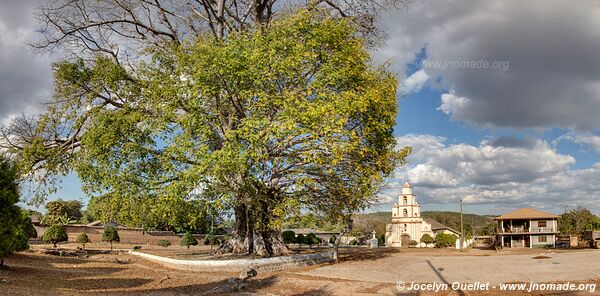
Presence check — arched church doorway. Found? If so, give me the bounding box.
[401,234,411,247]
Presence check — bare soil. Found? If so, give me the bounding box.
[0,246,598,295]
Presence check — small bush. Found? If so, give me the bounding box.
[76,233,90,249]
[420,234,434,245]
[306,233,321,247]
[157,239,171,248]
[101,226,120,251]
[132,245,142,250]
[180,233,198,249]
[349,239,359,246]
[409,240,418,247]
[203,234,220,246]
[282,230,296,245]
[435,233,456,248]
[329,234,337,244]
[42,225,68,248]
[295,234,306,247]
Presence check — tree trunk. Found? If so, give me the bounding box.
[110,241,113,251]
[218,202,290,257]
[1,258,4,268]
[332,230,346,262]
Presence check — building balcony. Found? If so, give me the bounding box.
[496,227,557,234]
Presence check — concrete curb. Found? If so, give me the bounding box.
[128,250,333,272]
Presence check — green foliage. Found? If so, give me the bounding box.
[349,239,359,246]
[420,234,434,245]
[21,214,37,239]
[203,233,219,246]
[180,233,198,249]
[76,233,90,249]
[282,230,296,245]
[11,230,29,253]
[41,213,77,226]
[409,240,418,247]
[42,225,68,248]
[329,234,337,244]
[377,233,385,246]
[9,9,406,255]
[559,207,600,236]
[45,199,82,220]
[295,234,306,246]
[435,233,457,248]
[157,239,171,248]
[102,226,120,250]
[0,155,32,266]
[305,233,321,247]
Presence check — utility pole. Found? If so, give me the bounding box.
[460,199,464,251]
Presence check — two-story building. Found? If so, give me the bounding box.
[495,208,560,248]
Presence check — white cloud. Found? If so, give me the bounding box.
[398,69,429,95]
[378,134,600,213]
[571,134,600,154]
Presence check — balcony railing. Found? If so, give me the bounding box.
[529,227,555,233]
[496,227,556,234]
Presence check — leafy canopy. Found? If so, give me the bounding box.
[8,9,407,238]
[0,155,30,263]
[42,225,68,247]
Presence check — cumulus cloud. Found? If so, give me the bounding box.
[380,0,600,130]
[398,69,429,95]
[557,133,600,154]
[378,134,600,213]
[0,0,53,122]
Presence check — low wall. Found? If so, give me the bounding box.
[34,225,217,245]
[129,251,333,272]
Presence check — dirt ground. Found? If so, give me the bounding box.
[1,246,599,296]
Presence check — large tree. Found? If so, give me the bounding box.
[0,155,30,267]
[45,199,83,220]
[1,1,409,256]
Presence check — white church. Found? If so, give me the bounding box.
[385,182,435,247]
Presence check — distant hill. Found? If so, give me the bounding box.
[353,211,495,235]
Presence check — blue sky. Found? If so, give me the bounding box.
[3,0,600,216]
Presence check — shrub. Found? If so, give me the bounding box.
[180,233,198,249]
[420,234,434,245]
[435,233,456,248]
[203,233,218,246]
[0,156,30,267]
[101,226,120,250]
[157,239,171,248]
[409,240,418,247]
[295,234,306,247]
[132,245,142,250]
[76,233,90,249]
[306,233,321,247]
[42,225,68,248]
[349,239,359,246]
[329,234,337,244]
[282,230,296,245]
[21,216,37,239]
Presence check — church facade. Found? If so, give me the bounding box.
[385,182,434,247]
